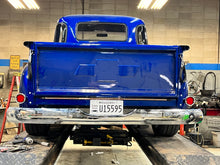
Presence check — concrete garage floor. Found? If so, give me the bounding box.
[55,138,152,165]
[55,136,220,165]
[205,147,220,156]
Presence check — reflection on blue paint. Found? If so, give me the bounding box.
[160,74,174,88]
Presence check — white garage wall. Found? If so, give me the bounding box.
[0,0,218,63]
[0,0,219,95]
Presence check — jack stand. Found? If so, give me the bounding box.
[188,123,203,146]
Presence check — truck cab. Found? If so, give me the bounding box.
[7,15,203,137]
[54,15,147,45]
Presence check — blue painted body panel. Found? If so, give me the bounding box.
[36,44,176,96]
[19,15,188,109]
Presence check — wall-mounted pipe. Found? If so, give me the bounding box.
[0,73,4,88]
[81,0,85,14]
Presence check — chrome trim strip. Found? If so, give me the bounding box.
[42,97,168,101]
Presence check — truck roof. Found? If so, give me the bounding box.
[59,15,144,25]
[57,15,145,44]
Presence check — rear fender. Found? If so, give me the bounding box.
[19,65,34,107]
[177,80,188,108]
[177,46,189,108]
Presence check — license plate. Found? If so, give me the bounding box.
[90,100,123,116]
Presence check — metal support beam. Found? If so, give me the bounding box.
[128,126,220,164]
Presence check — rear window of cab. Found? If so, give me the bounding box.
[76,22,127,41]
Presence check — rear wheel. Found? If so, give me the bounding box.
[152,125,179,137]
[25,124,50,136]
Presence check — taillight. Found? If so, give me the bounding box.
[185,96,195,106]
[16,93,26,104]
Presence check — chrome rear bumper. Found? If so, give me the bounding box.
[7,107,203,125]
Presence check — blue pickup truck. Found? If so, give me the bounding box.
[7,15,203,137]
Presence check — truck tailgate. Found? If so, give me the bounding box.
[31,43,181,98]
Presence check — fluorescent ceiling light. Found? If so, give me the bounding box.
[137,0,168,10]
[137,0,152,9]
[8,0,25,9]
[7,0,40,10]
[23,0,40,10]
[151,0,168,10]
